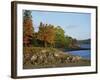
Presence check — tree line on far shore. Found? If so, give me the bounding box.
[23,10,79,49]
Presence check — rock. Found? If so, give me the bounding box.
[24,53,32,64]
[24,54,31,60]
[54,53,60,57]
[71,57,76,62]
[31,55,37,61]
[24,47,83,67]
[39,56,43,60]
[67,56,73,62]
[41,50,47,53]
[67,56,82,63]
[65,60,69,63]
[73,56,82,62]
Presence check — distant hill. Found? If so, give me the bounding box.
[78,39,91,44]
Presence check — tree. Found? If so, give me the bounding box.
[23,10,34,46]
[64,35,79,49]
[37,22,55,47]
[54,26,66,48]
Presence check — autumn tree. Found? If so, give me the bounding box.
[23,10,34,46]
[37,22,55,47]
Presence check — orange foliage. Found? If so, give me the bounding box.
[23,18,34,46]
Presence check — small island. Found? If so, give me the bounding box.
[23,10,91,69]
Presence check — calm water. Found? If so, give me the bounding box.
[80,44,90,48]
[68,44,91,60]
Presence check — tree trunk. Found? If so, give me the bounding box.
[44,41,47,47]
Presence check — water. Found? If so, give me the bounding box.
[68,44,91,60]
[68,50,90,59]
[80,44,90,48]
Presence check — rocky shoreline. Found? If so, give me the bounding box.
[23,47,90,69]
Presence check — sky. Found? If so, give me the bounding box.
[31,10,91,40]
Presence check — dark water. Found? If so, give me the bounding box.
[68,44,91,60]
